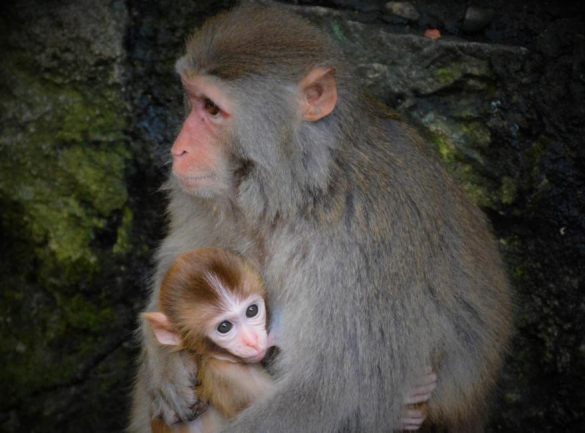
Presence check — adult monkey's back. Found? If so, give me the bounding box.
[130,6,513,433]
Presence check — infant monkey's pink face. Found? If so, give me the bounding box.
[209,296,269,363]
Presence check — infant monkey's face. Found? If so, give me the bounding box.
[209,295,269,363]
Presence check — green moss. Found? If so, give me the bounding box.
[513,265,525,280]
[0,293,82,402]
[418,108,504,210]
[0,15,139,423]
[435,60,493,92]
[429,131,497,209]
[57,88,126,143]
[0,144,130,281]
[460,120,491,148]
[459,171,497,209]
[0,278,119,404]
[501,176,518,205]
[112,207,134,255]
[0,48,130,283]
[422,114,489,164]
[433,135,457,164]
[58,294,115,333]
[0,52,125,146]
[59,146,129,216]
[531,137,548,164]
[437,65,463,85]
[32,198,101,278]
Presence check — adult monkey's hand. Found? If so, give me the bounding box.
[136,328,203,425]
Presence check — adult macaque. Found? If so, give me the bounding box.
[130,6,512,433]
[144,248,274,433]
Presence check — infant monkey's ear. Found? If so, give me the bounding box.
[143,312,180,346]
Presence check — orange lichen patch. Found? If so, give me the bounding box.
[424,29,442,40]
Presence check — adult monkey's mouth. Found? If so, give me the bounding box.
[174,172,216,185]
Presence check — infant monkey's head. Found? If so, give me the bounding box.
[144,248,269,363]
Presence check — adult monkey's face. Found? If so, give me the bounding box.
[170,22,338,199]
[170,73,234,198]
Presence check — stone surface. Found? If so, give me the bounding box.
[330,0,384,13]
[1,0,584,431]
[461,6,496,33]
[385,2,420,21]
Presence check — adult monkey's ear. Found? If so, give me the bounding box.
[300,67,338,121]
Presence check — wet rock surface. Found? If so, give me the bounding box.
[1,0,583,431]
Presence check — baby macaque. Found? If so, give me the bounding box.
[144,247,436,432]
[144,248,274,433]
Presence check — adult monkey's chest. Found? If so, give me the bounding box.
[255,223,314,345]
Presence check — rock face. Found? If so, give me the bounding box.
[385,2,421,21]
[1,0,583,431]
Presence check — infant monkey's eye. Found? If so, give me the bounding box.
[204,98,220,116]
[217,321,233,334]
[246,304,259,318]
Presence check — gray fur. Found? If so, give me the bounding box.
[130,6,512,433]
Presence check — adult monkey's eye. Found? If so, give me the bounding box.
[204,98,220,116]
[246,304,259,318]
[217,321,232,334]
